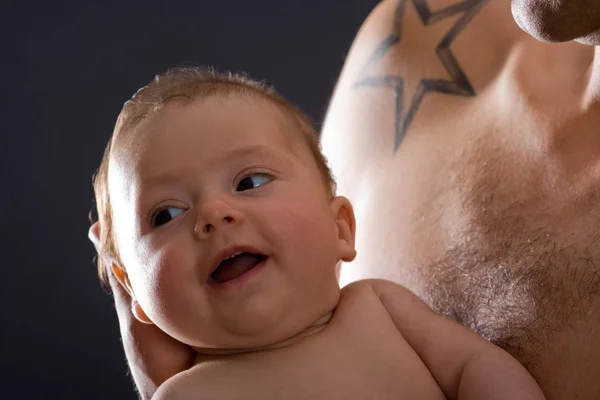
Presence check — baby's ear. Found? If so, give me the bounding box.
[110,261,134,296]
[330,196,357,262]
[110,262,154,325]
[88,222,101,252]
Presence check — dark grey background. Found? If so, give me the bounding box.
[4,1,378,398]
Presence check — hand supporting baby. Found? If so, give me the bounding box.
[89,222,195,400]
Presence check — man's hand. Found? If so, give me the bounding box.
[89,223,196,400]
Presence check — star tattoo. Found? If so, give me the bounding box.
[354,0,490,153]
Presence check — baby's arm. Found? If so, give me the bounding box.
[369,279,545,400]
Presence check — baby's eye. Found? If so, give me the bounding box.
[152,207,185,227]
[236,173,272,192]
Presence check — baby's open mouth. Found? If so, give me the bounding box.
[210,253,267,284]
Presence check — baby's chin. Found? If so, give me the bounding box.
[184,309,335,355]
[511,0,600,45]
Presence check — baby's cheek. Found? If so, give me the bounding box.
[273,201,336,254]
[139,246,196,327]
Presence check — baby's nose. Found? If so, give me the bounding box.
[194,200,244,239]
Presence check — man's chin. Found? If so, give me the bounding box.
[511,0,600,45]
[575,32,600,46]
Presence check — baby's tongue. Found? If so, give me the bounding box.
[211,253,263,283]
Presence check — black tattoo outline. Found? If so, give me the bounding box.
[354,0,490,153]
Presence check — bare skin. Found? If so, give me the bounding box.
[90,0,600,399]
[154,280,543,400]
[92,95,543,399]
[321,0,600,398]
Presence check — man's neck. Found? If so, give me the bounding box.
[584,46,600,108]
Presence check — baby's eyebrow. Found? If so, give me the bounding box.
[140,145,287,187]
[222,145,283,162]
[217,145,293,169]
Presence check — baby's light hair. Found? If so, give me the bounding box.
[92,67,337,286]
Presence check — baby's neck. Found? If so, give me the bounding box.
[192,312,333,358]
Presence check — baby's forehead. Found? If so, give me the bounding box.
[111,101,311,180]
[117,94,307,162]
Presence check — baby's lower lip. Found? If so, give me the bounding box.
[208,256,268,290]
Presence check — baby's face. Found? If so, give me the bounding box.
[108,95,352,349]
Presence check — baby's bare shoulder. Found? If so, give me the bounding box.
[152,362,223,400]
[337,279,442,335]
[340,278,391,293]
[336,279,420,320]
[337,279,382,306]
[340,279,417,302]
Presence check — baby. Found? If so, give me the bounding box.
[92,67,545,399]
